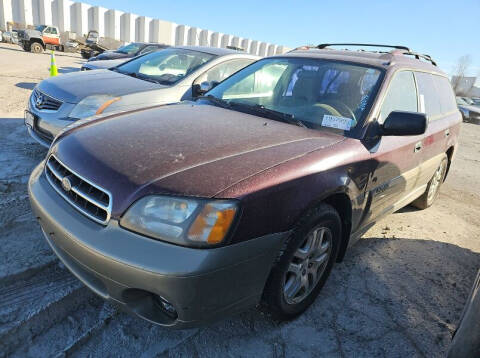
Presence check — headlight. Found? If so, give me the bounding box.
[120,196,238,247]
[69,95,120,119]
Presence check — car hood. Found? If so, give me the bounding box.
[37,69,161,104]
[93,51,130,60]
[85,59,128,70]
[51,103,345,217]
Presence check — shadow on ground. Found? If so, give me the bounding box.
[15,82,37,90]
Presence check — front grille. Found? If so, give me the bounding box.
[32,89,62,111]
[45,155,112,225]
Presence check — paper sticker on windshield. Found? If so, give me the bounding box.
[322,115,352,131]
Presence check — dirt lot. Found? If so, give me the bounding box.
[0,42,479,357]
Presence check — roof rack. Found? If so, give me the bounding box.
[317,43,411,51]
[400,51,437,66]
[297,43,437,67]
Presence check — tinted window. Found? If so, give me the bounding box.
[414,72,442,118]
[379,71,417,122]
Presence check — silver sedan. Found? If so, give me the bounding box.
[25,46,259,147]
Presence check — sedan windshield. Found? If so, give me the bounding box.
[115,48,216,85]
[206,58,383,134]
[116,43,142,54]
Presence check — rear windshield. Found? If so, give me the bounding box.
[206,58,383,135]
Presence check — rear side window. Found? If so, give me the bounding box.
[414,72,442,118]
[433,75,457,115]
[379,71,417,122]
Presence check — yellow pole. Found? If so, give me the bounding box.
[50,50,58,77]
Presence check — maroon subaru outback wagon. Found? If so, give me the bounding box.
[29,43,461,328]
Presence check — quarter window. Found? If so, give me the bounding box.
[379,71,418,122]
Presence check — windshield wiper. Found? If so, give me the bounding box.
[197,95,232,109]
[230,102,307,128]
[117,71,163,84]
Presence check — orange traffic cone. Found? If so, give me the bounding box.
[50,50,58,77]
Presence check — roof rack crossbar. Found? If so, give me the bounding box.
[317,43,411,51]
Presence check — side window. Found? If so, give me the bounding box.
[414,72,442,119]
[44,27,51,34]
[433,75,457,115]
[379,71,418,122]
[196,59,254,85]
[50,27,58,35]
[138,45,158,55]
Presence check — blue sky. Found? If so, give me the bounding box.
[89,0,479,77]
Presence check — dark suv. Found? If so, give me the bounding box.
[29,43,461,328]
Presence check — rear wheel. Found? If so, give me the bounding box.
[412,154,448,209]
[261,204,341,320]
[30,42,43,54]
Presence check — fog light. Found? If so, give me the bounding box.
[153,295,178,319]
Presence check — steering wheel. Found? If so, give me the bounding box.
[317,99,357,124]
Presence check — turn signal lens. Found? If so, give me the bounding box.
[187,202,237,244]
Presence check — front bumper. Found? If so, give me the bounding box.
[28,162,287,328]
[26,92,76,147]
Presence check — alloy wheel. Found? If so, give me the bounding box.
[283,226,332,305]
[427,160,446,202]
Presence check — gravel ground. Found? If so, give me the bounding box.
[0,42,479,357]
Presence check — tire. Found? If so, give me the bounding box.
[261,203,342,320]
[412,154,448,210]
[30,42,43,54]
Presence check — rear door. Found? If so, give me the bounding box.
[414,72,459,186]
[366,70,424,220]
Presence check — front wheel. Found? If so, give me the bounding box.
[412,154,448,209]
[261,203,341,320]
[30,42,43,54]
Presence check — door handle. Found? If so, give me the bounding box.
[414,141,422,153]
[445,129,450,137]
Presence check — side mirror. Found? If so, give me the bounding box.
[192,81,219,97]
[381,111,427,136]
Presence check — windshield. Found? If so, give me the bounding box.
[206,58,383,134]
[456,97,468,105]
[35,25,47,32]
[116,43,142,55]
[115,48,216,85]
